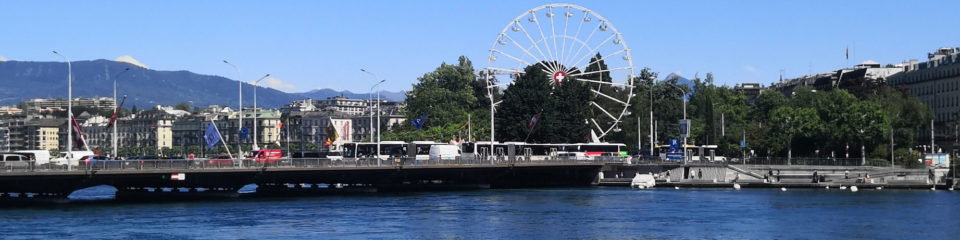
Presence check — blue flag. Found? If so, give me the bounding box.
[411,110,430,130]
[204,122,221,150]
[239,127,249,141]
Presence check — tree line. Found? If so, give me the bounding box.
[387,55,932,166]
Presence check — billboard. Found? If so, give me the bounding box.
[679,119,690,138]
[923,153,950,168]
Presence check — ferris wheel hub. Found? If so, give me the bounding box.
[553,71,567,84]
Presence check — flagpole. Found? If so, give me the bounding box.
[210,118,233,163]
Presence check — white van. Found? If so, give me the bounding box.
[51,151,95,166]
[0,153,31,168]
[14,150,51,165]
[429,145,461,161]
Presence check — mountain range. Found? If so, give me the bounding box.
[0,60,406,109]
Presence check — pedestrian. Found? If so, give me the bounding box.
[698,169,703,179]
[813,170,819,183]
[776,170,781,182]
[845,170,850,179]
[666,170,671,180]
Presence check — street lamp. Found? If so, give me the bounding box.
[52,51,73,171]
[666,83,688,164]
[223,60,243,167]
[361,69,379,142]
[112,67,131,158]
[252,74,271,151]
[362,69,386,166]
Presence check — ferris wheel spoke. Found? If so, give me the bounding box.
[580,48,626,70]
[569,33,618,69]
[548,7,560,70]
[565,10,589,68]
[515,21,558,73]
[491,49,533,66]
[568,66,633,78]
[486,67,525,76]
[560,7,571,71]
[591,101,619,122]
[590,118,605,136]
[590,89,628,106]
[572,77,633,88]
[501,35,556,73]
[566,20,602,68]
[530,14,557,71]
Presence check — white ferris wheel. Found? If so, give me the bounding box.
[485,3,636,141]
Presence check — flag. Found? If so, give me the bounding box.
[204,122,220,150]
[71,115,86,149]
[107,95,126,128]
[527,112,542,131]
[277,122,283,129]
[324,123,338,147]
[240,128,249,141]
[411,110,430,130]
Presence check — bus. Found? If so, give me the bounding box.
[461,142,626,161]
[342,141,444,161]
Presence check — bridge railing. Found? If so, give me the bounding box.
[0,156,624,173]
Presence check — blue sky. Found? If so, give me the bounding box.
[2,0,957,93]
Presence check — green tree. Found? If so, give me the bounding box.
[770,106,820,163]
[174,102,191,111]
[390,56,483,142]
[496,63,555,142]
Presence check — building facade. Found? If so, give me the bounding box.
[888,47,960,150]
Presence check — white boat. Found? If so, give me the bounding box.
[630,172,656,189]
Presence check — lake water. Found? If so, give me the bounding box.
[0,186,957,239]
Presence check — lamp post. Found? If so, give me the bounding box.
[112,68,130,159]
[362,69,386,166]
[361,69,379,143]
[666,84,687,164]
[223,60,243,167]
[252,74,271,151]
[52,51,73,171]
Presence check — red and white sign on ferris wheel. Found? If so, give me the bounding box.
[553,71,567,84]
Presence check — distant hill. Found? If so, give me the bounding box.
[297,88,406,102]
[0,60,405,110]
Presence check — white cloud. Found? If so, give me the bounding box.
[744,65,758,73]
[115,55,148,69]
[256,76,297,91]
[0,55,7,62]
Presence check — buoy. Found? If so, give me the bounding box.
[930,187,936,191]
[674,186,680,190]
[949,187,955,191]
[825,186,830,189]
[733,184,741,190]
[875,186,882,190]
[780,187,787,191]
[840,186,847,190]
[850,186,859,192]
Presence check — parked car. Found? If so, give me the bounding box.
[207,155,234,165]
[80,155,123,167]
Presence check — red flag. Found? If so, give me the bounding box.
[107,95,126,128]
[277,122,283,129]
[71,115,86,148]
[527,112,541,131]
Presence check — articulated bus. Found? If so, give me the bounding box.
[461,142,627,161]
[342,141,444,161]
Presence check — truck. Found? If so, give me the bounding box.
[13,150,51,165]
[429,145,461,161]
[50,150,95,166]
[248,149,282,164]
